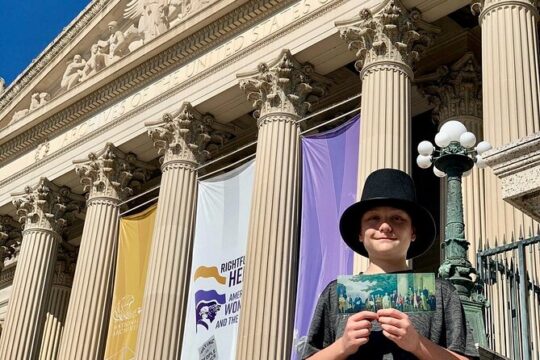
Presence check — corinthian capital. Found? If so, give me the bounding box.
[0,215,21,262]
[146,102,228,166]
[416,53,482,126]
[471,0,538,18]
[11,179,85,235]
[74,143,156,201]
[237,49,330,120]
[336,0,438,73]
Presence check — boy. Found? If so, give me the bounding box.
[303,169,479,360]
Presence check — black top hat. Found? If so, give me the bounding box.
[339,168,436,259]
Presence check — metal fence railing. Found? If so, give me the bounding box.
[477,234,540,360]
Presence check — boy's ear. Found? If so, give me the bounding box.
[411,226,417,242]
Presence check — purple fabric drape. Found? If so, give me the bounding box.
[292,116,360,359]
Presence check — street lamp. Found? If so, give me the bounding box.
[416,120,491,345]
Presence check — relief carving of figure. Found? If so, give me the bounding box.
[97,21,128,65]
[61,54,86,91]
[80,44,107,81]
[29,93,41,110]
[0,77,5,94]
[124,0,170,51]
[11,92,50,123]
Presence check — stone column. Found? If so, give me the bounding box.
[336,0,437,272]
[135,103,215,359]
[39,244,77,360]
[235,49,328,359]
[416,53,486,264]
[58,144,153,360]
[0,179,83,360]
[472,0,540,245]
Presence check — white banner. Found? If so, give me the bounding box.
[181,160,255,360]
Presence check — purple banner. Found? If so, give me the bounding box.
[292,116,360,359]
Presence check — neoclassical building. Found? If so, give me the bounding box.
[0,0,539,359]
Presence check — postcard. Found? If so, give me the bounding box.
[337,273,436,314]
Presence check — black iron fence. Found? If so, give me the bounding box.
[477,234,540,360]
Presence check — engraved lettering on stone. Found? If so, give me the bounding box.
[237,49,330,120]
[11,179,85,234]
[74,143,155,201]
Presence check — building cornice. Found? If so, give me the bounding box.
[0,0,347,188]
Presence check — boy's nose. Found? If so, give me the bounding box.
[379,221,392,232]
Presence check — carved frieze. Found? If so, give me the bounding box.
[238,49,330,121]
[74,143,156,201]
[416,52,482,126]
[0,0,115,111]
[2,0,225,124]
[10,92,50,123]
[11,179,85,235]
[0,0,299,165]
[336,0,438,73]
[147,102,235,166]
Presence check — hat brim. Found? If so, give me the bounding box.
[339,198,436,259]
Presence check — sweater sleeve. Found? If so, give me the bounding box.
[301,281,337,359]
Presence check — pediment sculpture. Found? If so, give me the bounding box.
[8,0,216,125]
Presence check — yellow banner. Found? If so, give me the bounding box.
[104,204,156,360]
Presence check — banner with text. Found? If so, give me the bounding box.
[104,204,157,360]
[181,160,255,360]
[292,116,360,359]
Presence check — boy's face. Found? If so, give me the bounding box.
[359,206,416,261]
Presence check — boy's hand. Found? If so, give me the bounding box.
[377,308,420,353]
[338,311,378,356]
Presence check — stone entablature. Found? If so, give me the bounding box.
[0,0,316,163]
[0,0,346,194]
[484,132,540,223]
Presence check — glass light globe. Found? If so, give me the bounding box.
[440,120,467,142]
[416,155,432,169]
[476,141,492,155]
[476,155,487,169]
[417,141,434,156]
[433,166,446,177]
[459,132,476,148]
[463,169,472,177]
[435,132,451,147]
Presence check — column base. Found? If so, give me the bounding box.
[461,298,487,347]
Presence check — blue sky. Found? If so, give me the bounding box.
[0,0,91,86]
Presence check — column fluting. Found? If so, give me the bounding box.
[58,144,153,360]
[337,0,437,272]
[135,102,215,359]
[474,0,539,249]
[235,49,328,359]
[39,246,76,360]
[0,179,83,360]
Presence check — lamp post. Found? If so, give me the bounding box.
[416,120,491,346]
